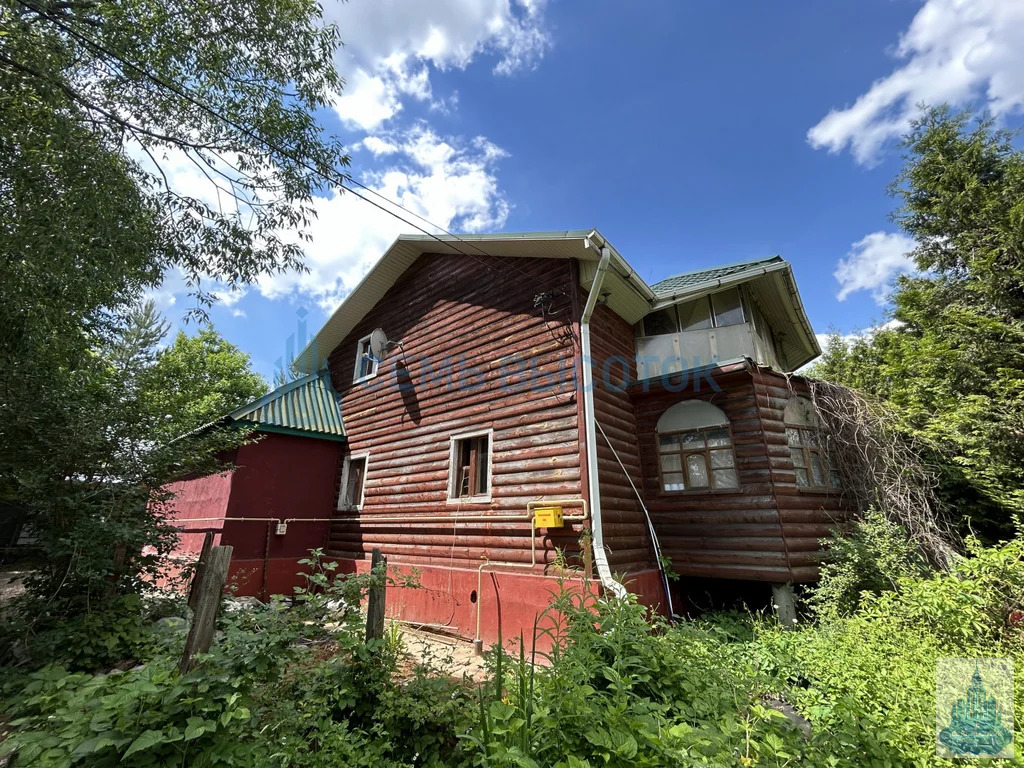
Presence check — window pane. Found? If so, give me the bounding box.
[681,431,705,449]
[810,453,825,487]
[710,449,734,469]
[660,454,682,473]
[345,458,366,506]
[803,428,819,447]
[786,427,802,447]
[686,454,709,487]
[476,437,490,494]
[712,288,744,327]
[643,307,678,337]
[677,298,712,331]
[790,447,806,468]
[712,468,739,489]
[659,434,680,449]
[706,428,730,447]
[663,473,686,491]
[794,468,809,487]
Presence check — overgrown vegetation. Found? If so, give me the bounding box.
[2,536,1023,766]
[811,108,1024,541]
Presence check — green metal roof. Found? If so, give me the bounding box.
[651,256,784,298]
[227,371,346,441]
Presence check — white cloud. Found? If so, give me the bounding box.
[330,0,551,130]
[808,0,1024,164]
[358,136,401,156]
[258,126,511,312]
[835,231,917,303]
[140,2,545,318]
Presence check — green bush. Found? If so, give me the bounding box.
[4,540,1024,766]
[1,552,473,768]
[807,509,931,619]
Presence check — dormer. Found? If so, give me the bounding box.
[635,256,819,378]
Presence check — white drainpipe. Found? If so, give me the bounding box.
[580,244,628,599]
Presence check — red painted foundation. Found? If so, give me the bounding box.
[342,558,593,650]
[621,568,672,617]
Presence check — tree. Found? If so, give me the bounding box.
[812,108,1024,540]
[1,0,348,304]
[0,0,347,620]
[143,326,268,443]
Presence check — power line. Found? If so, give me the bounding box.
[26,3,554,291]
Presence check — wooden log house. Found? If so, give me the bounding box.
[279,230,851,642]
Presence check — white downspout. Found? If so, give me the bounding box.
[580,245,628,599]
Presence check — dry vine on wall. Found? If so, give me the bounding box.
[798,379,959,570]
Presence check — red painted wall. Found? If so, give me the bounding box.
[163,432,342,598]
[163,471,233,553]
[223,432,342,597]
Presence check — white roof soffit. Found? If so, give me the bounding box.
[293,229,654,374]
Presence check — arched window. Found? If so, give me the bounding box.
[656,401,739,492]
[784,396,840,490]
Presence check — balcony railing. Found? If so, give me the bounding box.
[635,323,758,379]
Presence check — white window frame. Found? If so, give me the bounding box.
[352,334,379,383]
[337,452,370,511]
[446,428,494,503]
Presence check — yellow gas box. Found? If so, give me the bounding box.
[533,505,564,528]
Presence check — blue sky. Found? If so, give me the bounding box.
[150,0,1024,382]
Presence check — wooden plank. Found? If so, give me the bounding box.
[187,531,214,613]
[180,545,232,674]
[365,548,387,642]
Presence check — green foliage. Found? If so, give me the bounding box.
[0,315,266,626]
[1,554,474,767]
[0,0,346,631]
[1,594,160,672]
[4,539,1024,766]
[811,107,1024,539]
[141,326,268,442]
[2,0,347,302]
[808,508,931,619]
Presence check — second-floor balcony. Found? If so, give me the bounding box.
[636,322,762,378]
[633,285,783,379]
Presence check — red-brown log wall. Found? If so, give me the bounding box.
[634,366,791,582]
[326,253,586,573]
[750,367,848,582]
[587,303,655,576]
[632,364,848,583]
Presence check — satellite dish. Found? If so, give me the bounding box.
[368,328,390,362]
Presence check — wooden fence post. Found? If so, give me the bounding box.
[180,545,232,674]
[187,531,214,612]
[365,547,386,642]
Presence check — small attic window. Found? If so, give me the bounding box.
[353,334,378,383]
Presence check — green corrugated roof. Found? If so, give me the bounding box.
[228,371,346,441]
[651,256,784,297]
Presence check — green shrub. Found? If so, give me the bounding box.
[807,508,931,619]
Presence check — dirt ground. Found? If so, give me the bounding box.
[0,569,26,605]
[394,624,489,682]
